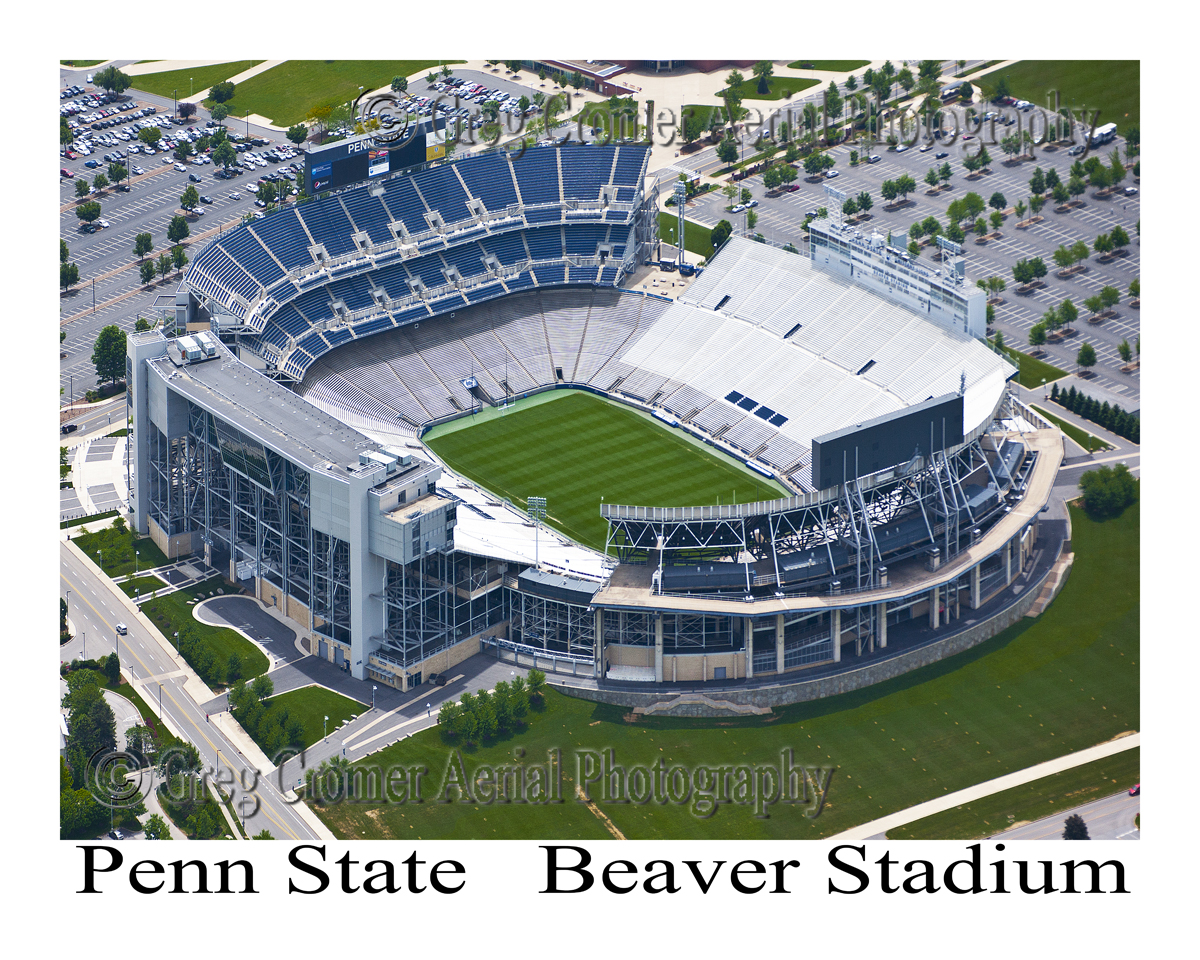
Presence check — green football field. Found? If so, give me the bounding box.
[312,499,1139,841]
[424,390,787,551]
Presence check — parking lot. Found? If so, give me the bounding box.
[670,118,1140,404]
[59,65,306,401]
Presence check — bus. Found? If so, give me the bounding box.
[1089,122,1117,147]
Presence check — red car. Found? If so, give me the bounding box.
[60,168,74,178]
[1129,783,1140,796]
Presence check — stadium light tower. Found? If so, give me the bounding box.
[674,179,687,267]
[527,497,547,567]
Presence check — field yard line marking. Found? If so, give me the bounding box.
[576,784,626,840]
[830,732,1140,842]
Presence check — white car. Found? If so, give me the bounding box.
[174,162,187,172]
[162,156,173,165]
[246,183,258,193]
[132,165,144,175]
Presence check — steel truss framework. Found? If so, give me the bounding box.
[513,592,595,657]
[378,552,506,667]
[605,421,1022,598]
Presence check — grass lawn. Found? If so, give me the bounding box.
[119,576,166,599]
[265,686,366,749]
[62,510,119,530]
[975,61,1140,135]
[128,61,265,101]
[888,747,1139,839]
[205,60,462,127]
[721,76,820,102]
[787,61,871,73]
[425,391,785,551]
[1000,345,1067,389]
[1033,405,1113,453]
[315,499,1138,840]
[140,576,269,680]
[113,681,182,750]
[658,211,716,258]
[63,60,107,68]
[73,528,170,578]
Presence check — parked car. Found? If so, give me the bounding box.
[867,154,881,164]
[934,151,949,159]
[200,195,214,204]
[824,169,839,179]
[1129,783,1140,796]
[1123,186,1138,196]
[60,167,74,178]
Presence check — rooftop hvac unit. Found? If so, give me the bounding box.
[194,330,219,358]
[176,336,201,362]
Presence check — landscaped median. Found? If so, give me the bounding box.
[140,577,270,688]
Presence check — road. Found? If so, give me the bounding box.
[990,789,1140,840]
[60,543,321,842]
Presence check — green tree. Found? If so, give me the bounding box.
[1028,323,1047,352]
[1110,224,1130,254]
[1078,464,1137,519]
[842,197,858,218]
[1012,198,1026,221]
[1065,299,1086,337]
[134,232,154,261]
[144,813,172,840]
[921,215,941,238]
[1066,175,1086,203]
[92,172,109,192]
[1062,813,1090,840]
[945,222,965,244]
[91,325,126,385]
[824,80,843,124]
[156,252,172,280]
[989,210,1003,232]
[108,163,128,188]
[94,66,132,96]
[1094,232,1114,258]
[716,136,739,167]
[526,669,547,705]
[924,167,939,189]
[856,191,872,214]
[907,239,921,258]
[172,245,189,275]
[1099,285,1120,311]
[209,80,237,104]
[60,258,84,291]
[946,198,966,224]
[250,674,274,701]
[253,829,274,839]
[138,126,162,148]
[1029,194,1045,215]
[1029,167,1046,195]
[134,317,151,332]
[139,260,156,285]
[939,162,952,183]
[963,191,985,220]
[212,140,237,174]
[722,70,745,124]
[390,75,409,95]
[880,179,899,203]
[180,185,199,211]
[988,191,1006,212]
[1129,278,1140,300]
[974,217,987,235]
[1083,295,1103,320]
[895,173,916,200]
[210,103,229,123]
[1088,166,1110,192]
[1118,339,1132,363]
[752,60,774,95]
[167,215,190,244]
[75,177,91,199]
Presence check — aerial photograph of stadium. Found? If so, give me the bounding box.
[58,58,1139,844]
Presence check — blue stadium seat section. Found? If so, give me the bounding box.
[511,149,561,205]
[188,145,649,370]
[560,144,616,200]
[456,152,519,210]
[338,191,395,246]
[297,202,358,258]
[380,177,432,235]
[415,165,471,221]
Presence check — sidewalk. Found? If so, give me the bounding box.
[829,732,1140,841]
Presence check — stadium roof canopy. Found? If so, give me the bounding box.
[619,237,1015,487]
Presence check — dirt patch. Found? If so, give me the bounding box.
[363,808,396,839]
[576,785,626,840]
